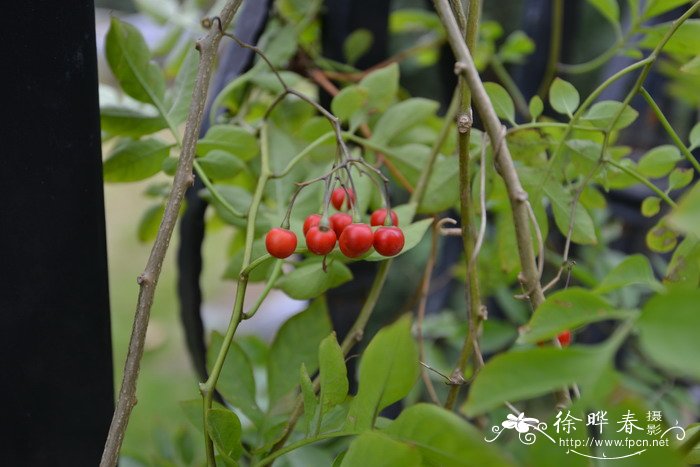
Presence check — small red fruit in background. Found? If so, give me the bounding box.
[303,214,321,235]
[305,226,337,255]
[265,228,297,259]
[373,226,405,256]
[329,213,353,237]
[370,208,399,227]
[339,223,373,258]
[557,330,572,347]
[331,187,356,211]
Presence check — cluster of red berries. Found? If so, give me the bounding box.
[265,188,405,260]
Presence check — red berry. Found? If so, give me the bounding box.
[370,208,399,227]
[329,213,353,237]
[303,214,321,235]
[331,188,356,211]
[557,330,572,347]
[265,228,297,259]
[373,226,405,257]
[305,226,337,255]
[339,223,373,258]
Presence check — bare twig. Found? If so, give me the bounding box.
[433,0,571,408]
[416,219,443,405]
[99,2,244,465]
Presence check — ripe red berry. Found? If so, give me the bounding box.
[331,187,356,211]
[557,330,572,347]
[339,223,373,258]
[373,226,405,257]
[305,226,337,255]
[370,208,399,227]
[303,214,321,235]
[329,213,353,237]
[265,228,297,259]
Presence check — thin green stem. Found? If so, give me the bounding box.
[538,0,563,97]
[606,159,677,207]
[272,132,335,178]
[444,0,483,411]
[243,260,283,320]
[193,160,246,218]
[558,37,623,75]
[255,432,357,467]
[201,125,272,465]
[411,88,460,205]
[508,121,604,134]
[340,259,392,353]
[640,87,700,173]
[491,57,530,120]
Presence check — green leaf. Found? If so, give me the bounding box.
[483,82,515,124]
[383,144,459,213]
[197,150,246,180]
[586,0,620,24]
[137,203,165,243]
[641,196,661,217]
[521,288,633,343]
[582,100,638,129]
[359,63,399,113]
[385,404,514,467]
[598,254,662,294]
[341,432,420,467]
[101,106,166,137]
[319,333,349,414]
[105,18,166,106]
[206,409,243,462]
[549,78,580,116]
[300,363,318,434]
[276,260,353,300]
[389,9,443,37]
[167,46,198,124]
[545,182,597,245]
[637,289,700,380]
[668,182,700,236]
[666,236,700,286]
[180,399,227,434]
[344,28,373,65]
[346,315,419,430]
[529,95,544,120]
[267,300,332,404]
[689,122,700,150]
[637,145,681,178]
[200,185,252,223]
[364,218,433,261]
[639,19,700,57]
[646,219,679,253]
[464,346,610,415]
[331,86,368,122]
[197,125,259,160]
[207,332,262,425]
[371,98,439,146]
[644,0,691,18]
[103,139,171,182]
[498,31,535,64]
[668,167,694,190]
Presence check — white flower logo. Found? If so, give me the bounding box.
[501,413,540,433]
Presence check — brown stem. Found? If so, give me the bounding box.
[99,2,244,466]
[433,0,571,408]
